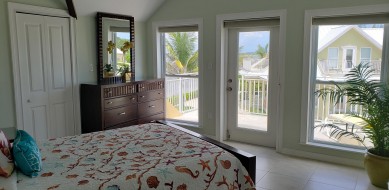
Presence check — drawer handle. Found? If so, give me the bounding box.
[107,101,113,104]
[158,92,162,95]
[141,96,146,98]
[131,97,135,100]
[149,105,155,108]
[118,112,126,115]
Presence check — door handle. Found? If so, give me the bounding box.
[118,112,126,115]
[107,101,113,104]
[227,87,232,91]
[149,105,155,108]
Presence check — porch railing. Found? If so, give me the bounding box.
[314,82,363,121]
[238,77,268,115]
[165,76,198,113]
[317,59,381,74]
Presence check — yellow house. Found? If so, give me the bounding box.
[317,26,382,78]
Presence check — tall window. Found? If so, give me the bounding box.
[361,47,372,63]
[305,12,387,149]
[327,48,339,69]
[159,26,200,124]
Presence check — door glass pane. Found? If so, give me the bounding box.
[162,32,199,123]
[314,24,383,148]
[345,49,354,68]
[237,31,270,131]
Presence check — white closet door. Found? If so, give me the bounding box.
[16,13,74,140]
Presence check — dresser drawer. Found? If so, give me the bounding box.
[138,99,164,118]
[103,84,136,98]
[138,90,164,103]
[104,105,138,127]
[138,80,164,92]
[104,95,137,109]
[138,113,164,124]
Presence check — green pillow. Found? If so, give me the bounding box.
[12,130,42,177]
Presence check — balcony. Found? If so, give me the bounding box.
[165,75,371,147]
[313,82,372,147]
[317,59,381,76]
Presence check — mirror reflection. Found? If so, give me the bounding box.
[102,18,133,78]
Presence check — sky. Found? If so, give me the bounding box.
[239,31,270,53]
[117,32,131,40]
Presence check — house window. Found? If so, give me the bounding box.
[158,25,200,124]
[304,9,388,149]
[361,47,372,63]
[327,48,339,69]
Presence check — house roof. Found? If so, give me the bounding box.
[318,25,383,52]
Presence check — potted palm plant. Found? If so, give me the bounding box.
[316,63,389,188]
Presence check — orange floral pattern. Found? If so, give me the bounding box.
[16,124,254,190]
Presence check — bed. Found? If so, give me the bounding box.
[4,122,256,190]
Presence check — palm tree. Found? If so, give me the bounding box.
[255,43,268,59]
[316,63,389,157]
[165,32,198,74]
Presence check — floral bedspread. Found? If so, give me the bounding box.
[16,123,255,190]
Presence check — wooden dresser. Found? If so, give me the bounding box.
[80,79,165,133]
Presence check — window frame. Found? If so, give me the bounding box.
[301,5,389,151]
[152,19,203,127]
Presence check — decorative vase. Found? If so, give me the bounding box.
[125,72,131,81]
[364,149,389,189]
[104,71,114,77]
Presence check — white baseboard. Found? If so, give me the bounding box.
[278,147,364,168]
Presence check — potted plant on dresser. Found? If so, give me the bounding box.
[316,63,389,189]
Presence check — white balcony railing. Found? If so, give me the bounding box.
[165,76,199,113]
[238,77,268,115]
[314,82,363,121]
[317,59,381,74]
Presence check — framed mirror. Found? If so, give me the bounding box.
[97,12,135,84]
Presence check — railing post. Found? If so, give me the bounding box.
[179,77,183,112]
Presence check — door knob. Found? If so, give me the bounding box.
[228,79,233,83]
[27,99,31,103]
[227,87,232,91]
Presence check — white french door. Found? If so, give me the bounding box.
[226,26,279,147]
[15,13,75,140]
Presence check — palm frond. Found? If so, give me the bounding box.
[314,62,389,156]
[315,124,367,148]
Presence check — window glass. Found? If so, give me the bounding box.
[313,24,383,148]
[161,31,199,123]
[361,47,371,63]
[327,48,339,69]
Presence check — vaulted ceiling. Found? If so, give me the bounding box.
[73,0,166,21]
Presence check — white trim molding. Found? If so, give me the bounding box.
[279,147,364,168]
[151,18,204,128]
[8,2,80,135]
[301,4,389,149]
[215,10,287,151]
